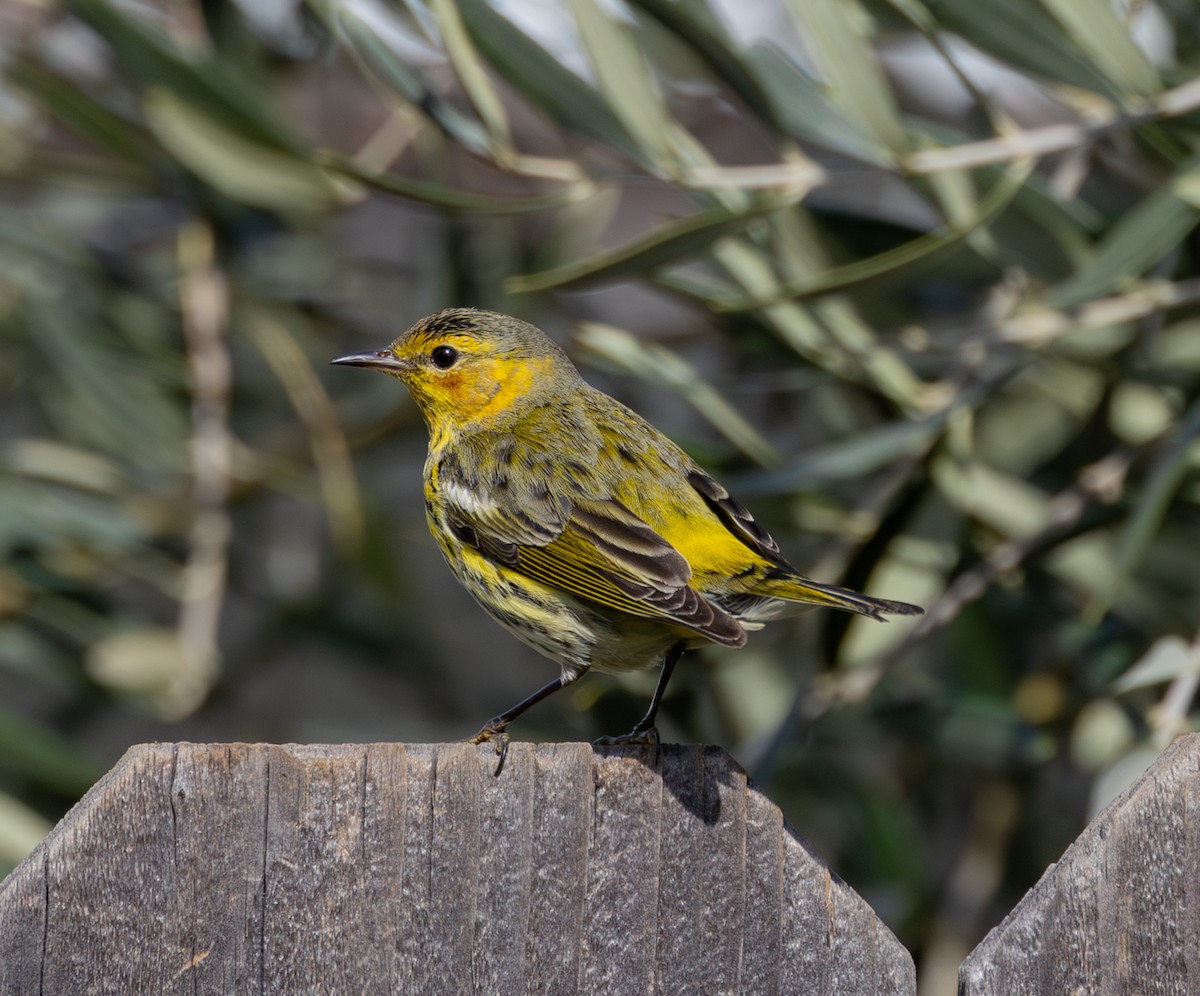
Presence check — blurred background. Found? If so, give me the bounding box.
[1,0,1199,990]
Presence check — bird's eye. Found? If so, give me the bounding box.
[430,345,459,369]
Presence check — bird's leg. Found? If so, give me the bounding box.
[594,643,686,748]
[469,673,579,775]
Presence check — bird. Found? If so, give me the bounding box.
[333,308,922,760]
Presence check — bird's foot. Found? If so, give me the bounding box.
[593,723,660,749]
[468,722,510,777]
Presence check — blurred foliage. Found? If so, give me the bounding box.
[2,0,1200,982]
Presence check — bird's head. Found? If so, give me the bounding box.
[332,309,581,442]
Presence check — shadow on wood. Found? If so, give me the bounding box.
[0,742,914,995]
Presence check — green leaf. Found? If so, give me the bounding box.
[456,0,644,163]
[931,457,1054,540]
[734,416,945,494]
[718,164,1030,308]
[923,0,1119,96]
[70,0,307,153]
[0,476,147,556]
[1047,162,1200,309]
[331,4,493,156]
[784,0,906,157]
[328,2,426,102]
[22,295,187,471]
[709,237,851,376]
[629,0,788,132]
[8,61,156,166]
[429,0,512,151]
[745,44,886,163]
[564,0,683,174]
[1039,0,1160,97]
[508,195,798,292]
[320,153,589,215]
[144,88,356,212]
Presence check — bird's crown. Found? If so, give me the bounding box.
[401,308,568,363]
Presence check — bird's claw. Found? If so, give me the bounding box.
[593,725,660,749]
[469,723,510,776]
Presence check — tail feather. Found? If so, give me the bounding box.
[756,574,923,622]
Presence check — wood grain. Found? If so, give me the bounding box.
[0,741,914,995]
[960,733,1200,994]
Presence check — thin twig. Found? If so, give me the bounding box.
[764,446,1134,754]
[174,221,232,718]
[997,277,1200,347]
[905,75,1200,175]
[247,309,364,551]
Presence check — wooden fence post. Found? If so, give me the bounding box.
[0,742,914,995]
[961,732,1200,994]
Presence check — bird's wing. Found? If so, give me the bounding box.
[687,469,924,620]
[441,482,746,647]
[687,470,784,562]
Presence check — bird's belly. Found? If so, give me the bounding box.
[431,525,681,679]
[430,526,592,674]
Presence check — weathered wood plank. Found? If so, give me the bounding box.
[474,738,535,989]
[960,732,1200,995]
[262,743,377,993]
[426,743,482,991]
[525,743,590,992]
[742,785,786,995]
[166,742,268,994]
[0,741,914,994]
[0,850,45,996]
[580,744,663,992]
[655,745,748,993]
[42,744,179,995]
[782,815,835,991]
[361,741,409,985]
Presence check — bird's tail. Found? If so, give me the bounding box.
[753,572,923,622]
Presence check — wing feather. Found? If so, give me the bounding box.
[687,470,783,562]
[439,469,745,647]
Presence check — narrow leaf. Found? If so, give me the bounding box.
[144,89,356,212]
[71,0,306,153]
[924,0,1116,96]
[734,416,945,495]
[1039,0,1160,97]
[456,0,644,163]
[322,153,590,215]
[720,164,1029,309]
[629,0,787,132]
[429,0,512,149]
[509,195,797,293]
[333,4,493,155]
[1047,162,1200,309]
[8,61,156,165]
[565,0,677,171]
[784,0,906,156]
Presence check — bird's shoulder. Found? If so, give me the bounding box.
[432,390,784,571]
[445,389,684,497]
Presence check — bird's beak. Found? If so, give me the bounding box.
[330,349,411,373]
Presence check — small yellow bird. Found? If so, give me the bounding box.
[334,309,921,754]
